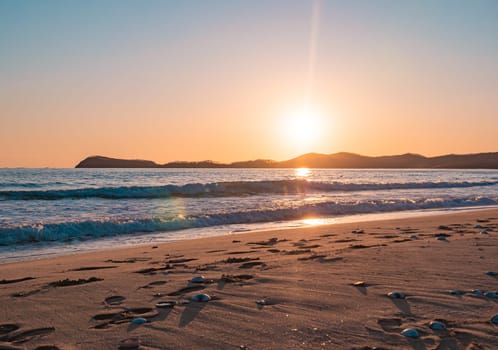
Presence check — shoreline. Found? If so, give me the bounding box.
[1,205,497,265]
[0,208,497,349]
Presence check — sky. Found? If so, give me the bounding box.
[1,0,498,167]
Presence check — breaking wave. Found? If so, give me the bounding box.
[1,196,496,245]
[1,179,497,200]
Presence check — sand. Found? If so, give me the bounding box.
[0,209,497,350]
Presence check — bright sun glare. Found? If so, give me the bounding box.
[284,104,324,149]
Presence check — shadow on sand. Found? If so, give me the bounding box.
[179,302,206,327]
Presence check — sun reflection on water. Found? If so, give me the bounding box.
[301,218,327,226]
[295,167,311,177]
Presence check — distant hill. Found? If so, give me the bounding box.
[75,156,158,168]
[75,152,498,169]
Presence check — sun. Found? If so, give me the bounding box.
[284,103,324,148]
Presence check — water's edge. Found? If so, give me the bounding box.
[1,205,494,264]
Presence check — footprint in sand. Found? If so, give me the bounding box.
[0,277,36,284]
[104,295,126,305]
[70,266,117,271]
[92,308,158,329]
[139,280,168,289]
[167,285,205,296]
[0,324,20,335]
[222,257,259,264]
[238,261,265,269]
[0,327,55,344]
[48,277,103,287]
[377,318,403,332]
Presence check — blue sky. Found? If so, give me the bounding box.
[1,1,498,166]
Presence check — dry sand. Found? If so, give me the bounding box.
[0,209,497,350]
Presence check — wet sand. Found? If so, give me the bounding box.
[0,209,497,349]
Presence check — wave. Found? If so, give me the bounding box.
[1,180,497,200]
[1,196,496,246]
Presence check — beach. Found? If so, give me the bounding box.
[1,208,497,349]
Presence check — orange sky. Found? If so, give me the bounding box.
[1,1,497,167]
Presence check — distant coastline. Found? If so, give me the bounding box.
[75,152,498,169]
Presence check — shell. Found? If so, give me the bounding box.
[401,328,419,338]
[155,301,176,308]
[429,321,446,330]
[491,314,498,324]
[387,291,405,299]
[190,276,206,283]
[191,293,211,302]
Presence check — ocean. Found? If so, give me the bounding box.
[1,168,498,262]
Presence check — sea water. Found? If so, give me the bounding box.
[1,168,497,262]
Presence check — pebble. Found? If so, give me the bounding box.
[475,224,483,229]
[191,293,211,302]
[429,321,446,330]
[437,236,447,241]
[387,291,405,299]
[491,314,498,324]
[449,290,463,295]
[484,292,498,298]
[353,281,366,287]
[131,318,147,325]
[485,271,497,276]
[401,328,419,338]
[471,289,483,295]
[190,276,206,283]
[410,234,417,239]
[481,230,489,235]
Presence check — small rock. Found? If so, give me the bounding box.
[484,292,498,298]
[410,234,417,239]
[481,230,489,235]
[475,224,482,229]
[190,276,206,283]
[471,289,483,295]
[387,291,405,299]
[449,290,463,295]
[401,328,419,338]
[491,314,498,324]
[429,321,446,330]
[485,271,497,276]
[131,318,147,325]
[353,281,366,287]
[437,236,447,241]
[191,293,211,302]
